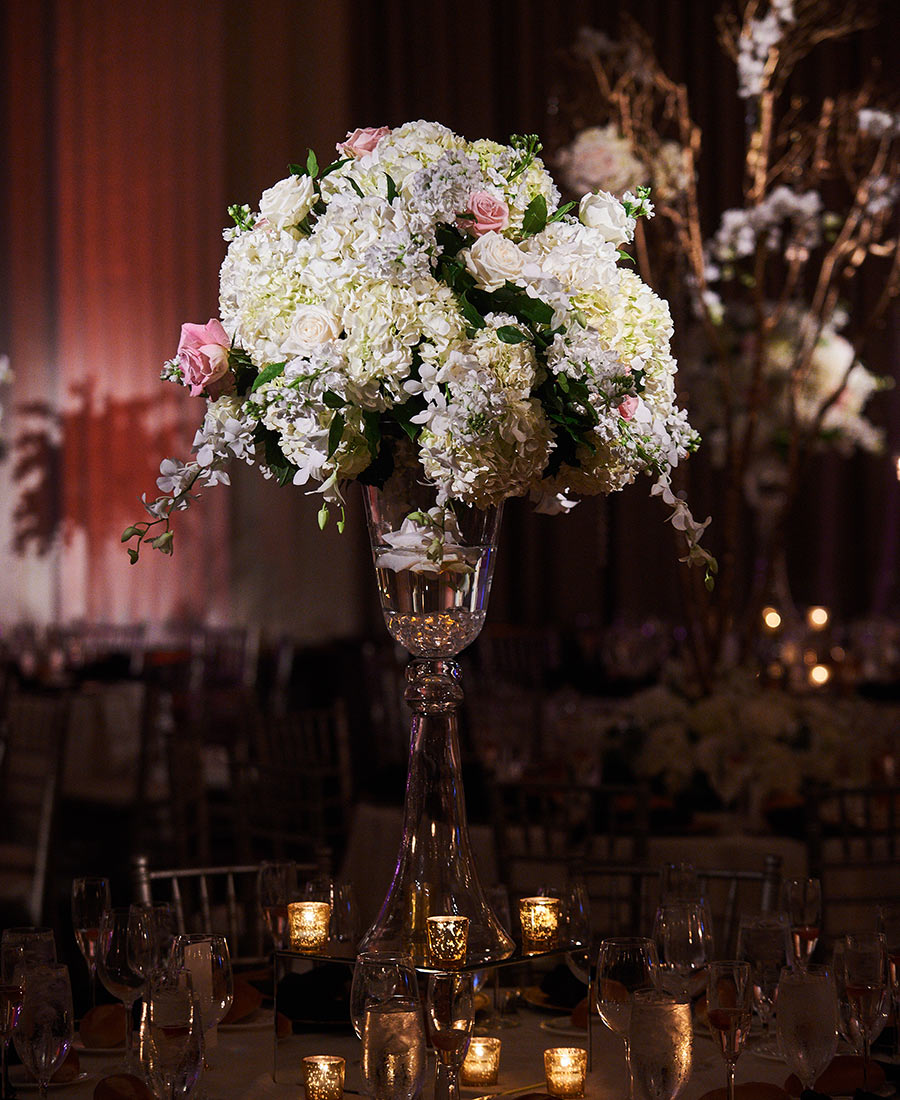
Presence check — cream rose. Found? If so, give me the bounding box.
[579,190,634,246]
[282,304,342,354]
[464,232,529,291]
[259,174,317,231]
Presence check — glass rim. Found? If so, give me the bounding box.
[631,987,690,1005]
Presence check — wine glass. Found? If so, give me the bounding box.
[595,937,660,1100]
[736,910,791,1053]
[169,934,233,1062]
[97,907,147,1071]
[653,901,713,997]
[563,874,592,987]
[781,878,821,970]
[840,933,888,1090]
[776,964,838,1093]
[706,961,753,1100]
[257,861,297,951]
[628,988,693,1100]
[71,876,111,1008]
[0,929,56,969]
[141,969,205,1099]
[357,956,425,1100]
[0,943,24,1100]
[660,863,699,904]
[425,971,475,1100]
[877,902,900,1060]
[12,963,74,1100]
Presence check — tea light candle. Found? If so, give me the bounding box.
[544,1047,587,1098]
[519,896,561,952]
[288,901,332,951]
[302,1055,345,1100]
[460,1036,501,1086]
[426,914,469,968]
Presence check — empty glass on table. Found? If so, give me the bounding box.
[13,963,74,1100]
[97,907,147,1071]
[736,910,791,1053]
[653,901,713,997]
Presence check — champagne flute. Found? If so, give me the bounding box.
[13,964,74,1100]
[831,939,888,1057]
[141,969,205,1100]
[71,876,111,1008]
[841,933,888,1090]
[351,952,420,1040]
[358,957,425,1100]
[97,906,147,1071]
[628,989,693,1100]
[0,944,24,1100]
[781,879,821,970]
[257,861,297,951]
[776,965,838,1093]
[736,911,791,1054]
[595,937,659,1100]
[706,961,753,1100]
[653,902,713,997]
[425,971,475,1100]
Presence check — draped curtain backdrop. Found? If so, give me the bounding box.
[1,0,897,635]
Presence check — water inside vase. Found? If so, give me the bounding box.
[373,545,494,657]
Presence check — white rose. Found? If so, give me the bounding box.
[259,174,317,231]
[282,304,342,354]
[579,190,634,246]
[464,232,528,291]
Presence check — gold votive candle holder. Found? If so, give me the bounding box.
[544,1047,587,1098]
[426,914,469,968]
[288,901,332,951]
[302,1055,345,1100]
[460,1036,501,1086]
[519,896,561,952]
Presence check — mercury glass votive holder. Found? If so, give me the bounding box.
[544,1047,587,1098]
[426,914,469,968]
[302,1055,345,1100]
[519,896,561,953]
[460,1036,501,1085]
[288,901,332,951]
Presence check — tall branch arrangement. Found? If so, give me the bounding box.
[552,1,898,683]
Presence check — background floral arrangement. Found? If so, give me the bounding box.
[126,121,710,570]
[550,2,899,676]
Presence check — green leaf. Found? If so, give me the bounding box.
[250,362,286,392]
[521,194,548,237]
[127,548,139,564]
[327,411,345,458]
[385,174,398,203]
[320,156,351,179]
[288,162,304,176]
[458,292,486,330]
[121,526,139,542]
[547,201,576,223]
[496,325,529,344]
[348,177,364,198]
[322,390,345,410]
[392,395,426,442]
[307,149,319,178]
[362,410,382,458]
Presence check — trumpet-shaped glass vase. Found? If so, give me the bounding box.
[359,472,514,965]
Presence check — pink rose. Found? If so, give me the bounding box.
[337,126,389,158]
[463,191,510,237]
[177,319,231,397]
[618,395,640,420]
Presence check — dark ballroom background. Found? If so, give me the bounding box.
[2,0,898,642]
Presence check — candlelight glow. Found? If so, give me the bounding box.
[809,664,831,687]
[519,897,561,953]
[461,1037,502,1085]
[762,606,782,630]
[288,901,331,951]
[544,1047,587,1098]
[806,606,830,630]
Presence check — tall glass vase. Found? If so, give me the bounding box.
[359,471,514,965]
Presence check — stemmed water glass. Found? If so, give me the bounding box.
[13,963,74,1100]
[653,901,713,997]
[257,861,297,951]
[706,961,753,1100]
[355,954,425,1100]
[140,969,205,1100]
[840,932,889,1090]
[736,910,791,1053]
[97,906,148,1071]
[877,903,900,1059]
[425,971,475,1100]
[628,989,693,1100]
[781,878,821,970]
[595,937,660,1100]
[776,965,838,1094]
[71,876,111,1008]
[0,943,24,1100]
[169,934,233,1065]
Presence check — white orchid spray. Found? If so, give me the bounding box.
[127,123,711,580]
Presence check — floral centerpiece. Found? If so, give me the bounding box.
[550,5,898,676]
[125,121,709,574]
